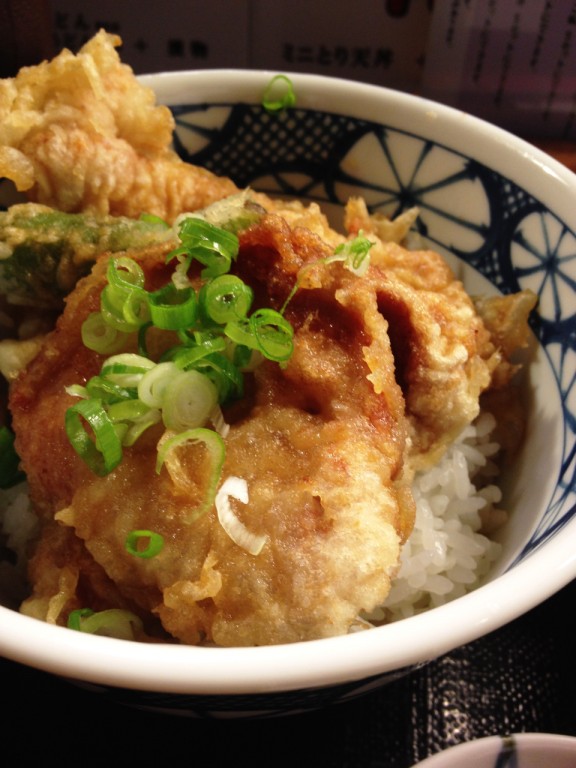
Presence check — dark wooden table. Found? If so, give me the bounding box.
[2,577,575,767]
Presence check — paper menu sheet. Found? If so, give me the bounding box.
[50,0,431,92]
[50,0,251,73]
[421,0,576,140]
[47,0,576,140]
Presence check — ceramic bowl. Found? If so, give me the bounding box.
[412,733,576,767]
[1,70,576,718]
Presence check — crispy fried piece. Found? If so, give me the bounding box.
[345,197,420,245]
[475,290,539,461]
[344,197,534,469]
[367,240,498,468]
[9,201,535,645]
[0,31,237,221]
[473,291,538,380]
[11,216,415,646]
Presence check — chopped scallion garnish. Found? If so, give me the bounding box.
[215,476,268,555]
[0,425,25,489]
[156,427,226,521]
[331,231,373,275]
[66,214,294,485]
[148,283,198,330]
[281,232,374,313]
[67,607,143,640]
[65,399,123,476]
[250,308,294,362]
[262,75,296,113]
[125,530,164,558]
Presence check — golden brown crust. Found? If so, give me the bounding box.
[11,216,415,646]
[0,30,237,220]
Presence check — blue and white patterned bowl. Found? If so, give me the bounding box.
[1,70,576,718]
[412,733,576,767]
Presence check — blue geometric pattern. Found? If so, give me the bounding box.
[172,102,576,566]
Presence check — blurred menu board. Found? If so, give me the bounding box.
[249,0,431,91]
[421,0,576,140]
[50,0,575,139]
[51,0,251,72]
[50,0,431,90]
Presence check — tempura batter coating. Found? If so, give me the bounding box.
[11,214,416,646]
[10,193,537,645]
[0,31,236,221]
[344,197,535,468]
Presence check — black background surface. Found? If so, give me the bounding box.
[2,578,575,767]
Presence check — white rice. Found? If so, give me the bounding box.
[0,411,505,623]
[0,481,38,608]
[369,410,504,623]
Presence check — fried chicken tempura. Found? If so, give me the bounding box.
[0,31,236,221]
[8,193,537,646]
[10,213,417,646]
[344,197,537,468]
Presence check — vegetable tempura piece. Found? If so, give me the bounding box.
[0,203,176,307]
[0,31,237,221]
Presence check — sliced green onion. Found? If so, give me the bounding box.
[102,257,150,330]
[108,256,146,290]
[81,311,127,354]
[148,283,198,330]
[201,274,253,325]
[262,74,296,113]
[191,352,244,401]
[174,217,239,278]
[64,383,89,399]
[100,353,156,386]
[225,313,293,364]
[215,476,268,555]
[67,607,94,631]
[120,286,151,327]
[117,407,161,446]
[161,370,218,432]
[137,361,179,408]
[0,425,25,489]
[70,212,296,480]
[250,308,294,362]
[125,530,164,558]
[156,427,226,521]
[332,231,373,275]
[224,317,254,349]
[166,337,226,369]
[166,246,193,290]
[170,331,226,368]
[137,321,154,357]
[85,375,135,405]
[232,343,257,371]
[100,285,143,333]
[281,232,374,314]
[106,398,153,424]
[68,607,143,640]
[178,216,239,257]
[210,404,230,438]
[65,399,123,476]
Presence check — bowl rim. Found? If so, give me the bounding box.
[412,732,576,766]
[141,67,576,217]
[1,495,575,696]
[2,69,576,696]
